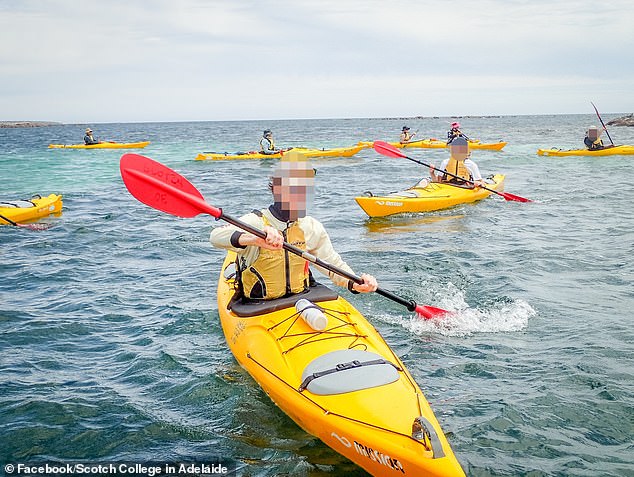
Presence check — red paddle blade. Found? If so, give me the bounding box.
[500,191,532,203]
[415,304,453,320]
[120,153,221,219]
[373,140,406,158]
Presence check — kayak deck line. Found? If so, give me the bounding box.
[537,144,634,156]
[268,304,367,355]
[244,350,431,449]
[239,301,432,441]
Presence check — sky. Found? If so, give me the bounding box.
[1,0,633,123]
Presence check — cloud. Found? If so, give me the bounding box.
[1,0,632,121]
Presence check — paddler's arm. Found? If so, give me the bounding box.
[302,217,378,293]
[465,159,485,187]
[429,158,449,183]
[210,212,268,252]
[234,225,284,250]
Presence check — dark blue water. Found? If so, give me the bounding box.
[2,116,633,476]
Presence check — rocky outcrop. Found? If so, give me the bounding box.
[606,114,634,127]
[0,121,61,128]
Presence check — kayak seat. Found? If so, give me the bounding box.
[228,282,339,317]
[0,200,36,208]
[300,349,401,395]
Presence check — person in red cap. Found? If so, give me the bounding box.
[447,122,470,144]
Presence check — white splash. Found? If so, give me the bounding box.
[381,285,537,337]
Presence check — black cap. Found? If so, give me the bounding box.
[263,129,272,136]
[402,126,410,131]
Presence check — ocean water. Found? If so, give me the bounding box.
[1,115,633,477]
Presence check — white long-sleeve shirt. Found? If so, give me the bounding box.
[210,207,355,289]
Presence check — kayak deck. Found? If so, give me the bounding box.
[360,139,507,151]
[355,174,505,217]
[217,253,465,476]
[537,145,634,156]
[48,141,150,149]
[195,144,366,161]
[0,194,63,224]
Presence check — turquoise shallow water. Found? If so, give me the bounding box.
[1,115,633,476]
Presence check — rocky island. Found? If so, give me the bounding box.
[0,121,62,128]
[606,114,634,127]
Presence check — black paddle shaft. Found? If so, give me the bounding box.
[218,210,418,312]
[591,102,615,146]
[0,213,18,226]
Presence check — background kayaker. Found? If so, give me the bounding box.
[584,126,606,150]
[259,129,281,155]
[447,122,470,144]
[430,136,485,187]
[399,126,416,144]
[83,128,101,145]
[210,151,378,300]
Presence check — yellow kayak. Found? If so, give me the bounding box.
[0,194,63,225]
[195,144,366,161]
[48,141,150,149]
[360,139,506,151]
[537,145,634,156]
[355,174,505,217]
[217,252,465,476]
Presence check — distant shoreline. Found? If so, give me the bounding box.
[1,113,631,126]
[0,121,62,128]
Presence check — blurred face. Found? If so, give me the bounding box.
[450,140,469,161]
[272,160,315,221]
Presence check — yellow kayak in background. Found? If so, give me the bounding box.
[195,144,366,161]
[48,141,150,149]
[355,174,505,217]
[216,252,465,476]
[537,145,634,156]
[0,194,63,225]
[360,139,507,151]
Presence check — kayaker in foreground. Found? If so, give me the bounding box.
[447,122,470,144]
[430,136,486,187]
[399,125,417,144]
[83,128,102,145]
[259,129,281,155]
[210,151,378,300]
[584,125,607,150]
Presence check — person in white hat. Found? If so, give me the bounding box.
[83,128,101,145]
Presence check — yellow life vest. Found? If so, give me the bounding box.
[259,137,276,152]
[443,157,472,184]
[239,214,309,299]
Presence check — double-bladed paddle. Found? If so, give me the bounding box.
[373,141,532,203]
[119,153,450,320]
[591,102,615,146]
